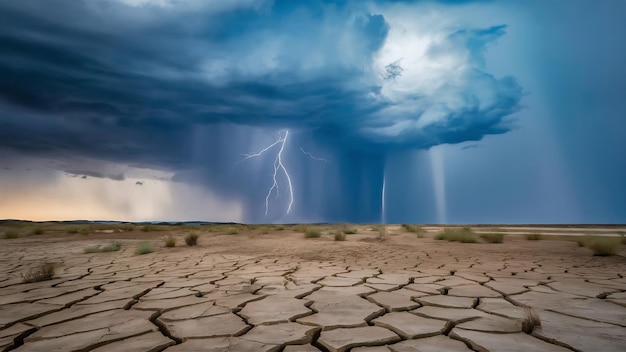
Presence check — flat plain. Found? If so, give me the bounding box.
[0,223,625,352]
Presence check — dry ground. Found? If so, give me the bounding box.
[0,224,625,352]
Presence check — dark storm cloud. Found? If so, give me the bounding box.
[0,0,522,170]
[65,170,125,181]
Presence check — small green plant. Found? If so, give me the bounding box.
[343,228,357,235]
[31,227,44,235]
[585,237,620,256]
[227,227,239,235]
[275,225,285,231]
[185,233,198,246]
[435,228,477,243]
[164,235,176,248]
[135,241,154,255]
[84,241,122,253]
[22,263,58,283]
[521,308,541,334]
[4,230,19,239]
[304,228,321,238]
[334,232,346,241]
[480,233,504,243]
[525,233,542,241]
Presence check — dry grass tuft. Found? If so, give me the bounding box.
[164,235,176,248]
[525,233,542,241]
[480,233,504,243]
[304,228,321,238]
[4,230,19,239]
[435,227,477,243]
[135,241,154,255]
[585,236,620,256]
[185,233,198,246]
[375,225,387,238]
[334,232,346,241]
[84,241,122,253]
[522,308,541,334]
[22,263,58,283]
[30,227,44,235]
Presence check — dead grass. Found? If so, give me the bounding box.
[84,241,122,253]
[375,225,387,238]
[185,233,198,246]
[525,233,542,241]
[30,227,44,235]
[435,227,477,243]
[521,308,541,334]
[334,232,346,241]
[480,233,504,243]
[304,228,321,238]
[22,263,58,283]
[135,241,154,255]
[4,230,19,239]
[585,236,620,256]
[164,235,176,247]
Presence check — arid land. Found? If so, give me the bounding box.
[0,223,625,352]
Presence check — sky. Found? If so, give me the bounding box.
[0,0,624,224]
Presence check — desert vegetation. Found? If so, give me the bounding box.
[480,233,504,243]
[435,227,477,243]
[84,241,122,253]
[164,235,176,247]
[304,228,321,238]
[521,308,541,334]
[583,236,620,256]
[525,233,542,241]
[4,230,19,239]
[22,262,58,283]
[135,241,154,255]
[185,233,198,246]
[334,232,346,241]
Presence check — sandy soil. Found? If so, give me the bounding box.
[0,225,624,351]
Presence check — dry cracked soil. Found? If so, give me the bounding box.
[0,224,625,352]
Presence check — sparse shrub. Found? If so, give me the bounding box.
[4,230,19,239]
[120,224,134,232]
[480,233,504,243]
[585,237,620,256]
[304,228,321,238]
[141,224,157,232]
[164,235,176,248]
[275,225,285,231]
[521,308,541,334]
[22,263,58,283]
[185,233,198,246]
[574,237,588,247]
[402,224,425,234]
[621,232,626,245]
[293,224,308,233]
[31,227,44,235]
[67,228,79,234]
[435,228,477,243]
[84,241,122,253]
[227,227,239,235]
[375,225,387,238]
[79,228,90,236]
[343,228,357,235]
[525,233,542,241]
[334,232,346,241]
[135,241,154,255]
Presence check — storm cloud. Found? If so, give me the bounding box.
[0,0,545,223]
[0,0,521,161]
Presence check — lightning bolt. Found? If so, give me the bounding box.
[240,130,294,216]
[300,147,330,162]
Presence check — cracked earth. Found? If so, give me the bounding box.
[0,225,625,352]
